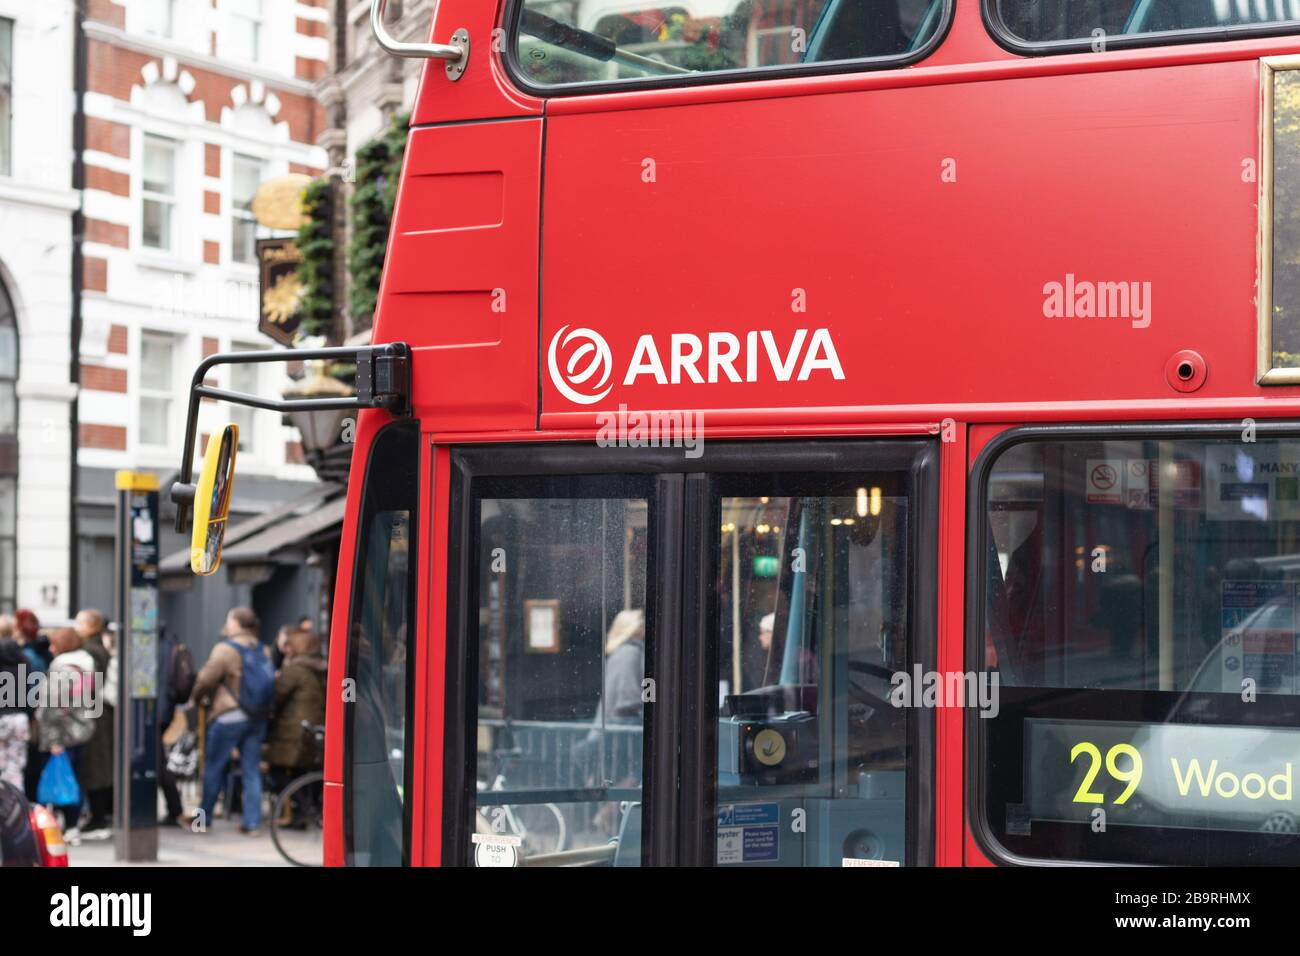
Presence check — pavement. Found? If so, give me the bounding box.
[67,818,308,867]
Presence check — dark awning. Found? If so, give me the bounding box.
[159,484,344,576]
[221,494,347,565]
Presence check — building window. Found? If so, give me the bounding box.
[138,333,175,447]
[0,18,12,178]
[229,343,260,453]
[142,135,178,252]
[232,154,262,265]
[139,0,177,38]
[0,280,16,613]
[228,0,264,62]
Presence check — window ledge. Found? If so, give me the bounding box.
[137,253,198,276]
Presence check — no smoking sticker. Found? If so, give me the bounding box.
[1086,460,1122,504]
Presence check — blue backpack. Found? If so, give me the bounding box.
[224,640,275,720]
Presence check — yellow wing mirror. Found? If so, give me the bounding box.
[191,424,239,576]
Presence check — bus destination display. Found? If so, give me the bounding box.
[1023,718,1299,833]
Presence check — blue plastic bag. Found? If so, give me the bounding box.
[37,752,80,807]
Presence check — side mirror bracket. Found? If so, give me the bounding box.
[171,342,413,533]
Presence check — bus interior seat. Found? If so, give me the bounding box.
[612,802,643,867]
[804,0,910,62]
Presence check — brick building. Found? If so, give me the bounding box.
[74,0,332,645]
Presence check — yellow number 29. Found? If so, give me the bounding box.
[1070,741,1143,805]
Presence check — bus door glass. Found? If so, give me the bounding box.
[466,473,656,867]
[702,452,933,867]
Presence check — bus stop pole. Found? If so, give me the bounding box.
[113,471,160,862]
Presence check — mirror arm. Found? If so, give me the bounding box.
[172,343,412,532]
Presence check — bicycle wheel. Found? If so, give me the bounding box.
[270,771,325,867]
[511,802,567,857]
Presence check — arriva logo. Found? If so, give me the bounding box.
[546,326,845,405]
[548,325,615,405]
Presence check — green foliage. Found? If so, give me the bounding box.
[296,177,335,340]
[347,111,410,330]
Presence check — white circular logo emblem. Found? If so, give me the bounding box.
[547,325,614,405]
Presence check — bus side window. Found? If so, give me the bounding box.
[345,423,418,867]
[977,434,1300,866]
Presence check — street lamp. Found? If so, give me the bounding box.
[283,360,354,458]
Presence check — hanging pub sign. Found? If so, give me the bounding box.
[253,173,312,346]
[256,236,305,345]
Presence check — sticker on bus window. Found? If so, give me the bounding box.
[1220,581,1297,694]
[1085,460,1122,504]
[717,803,779,864]
[1206,444,1300,521]
[842,858,900,867]
[1088,458,1202,509]
[471,832,521,868]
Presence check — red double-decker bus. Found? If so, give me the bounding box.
[177,0,1300,867]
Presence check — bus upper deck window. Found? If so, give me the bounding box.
[989,0,1300,49]
[510,0,947,91]
[975,432,1300,866]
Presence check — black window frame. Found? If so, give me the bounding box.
[983,0,1300,56]
[501,0,955,98]
[967,420,1300,867]
[443,438,938,867]
[0,17,11,179]
[0,276,16,615]
[342,419,420,867]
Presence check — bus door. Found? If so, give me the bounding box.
[440,439,937,867]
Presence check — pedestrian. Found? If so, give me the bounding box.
[0,631,29,790]
[267,627,326,821]
[36,628,98,843]
[8,609,50,801]
[13,609,51,674]
[190,607,274,834]
[156,626,196,827]
[74,609,115,840]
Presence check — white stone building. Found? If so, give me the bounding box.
[0,0,79,618]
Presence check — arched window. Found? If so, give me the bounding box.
[0,279,16,613]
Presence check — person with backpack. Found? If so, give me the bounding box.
[190,607,274,834]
